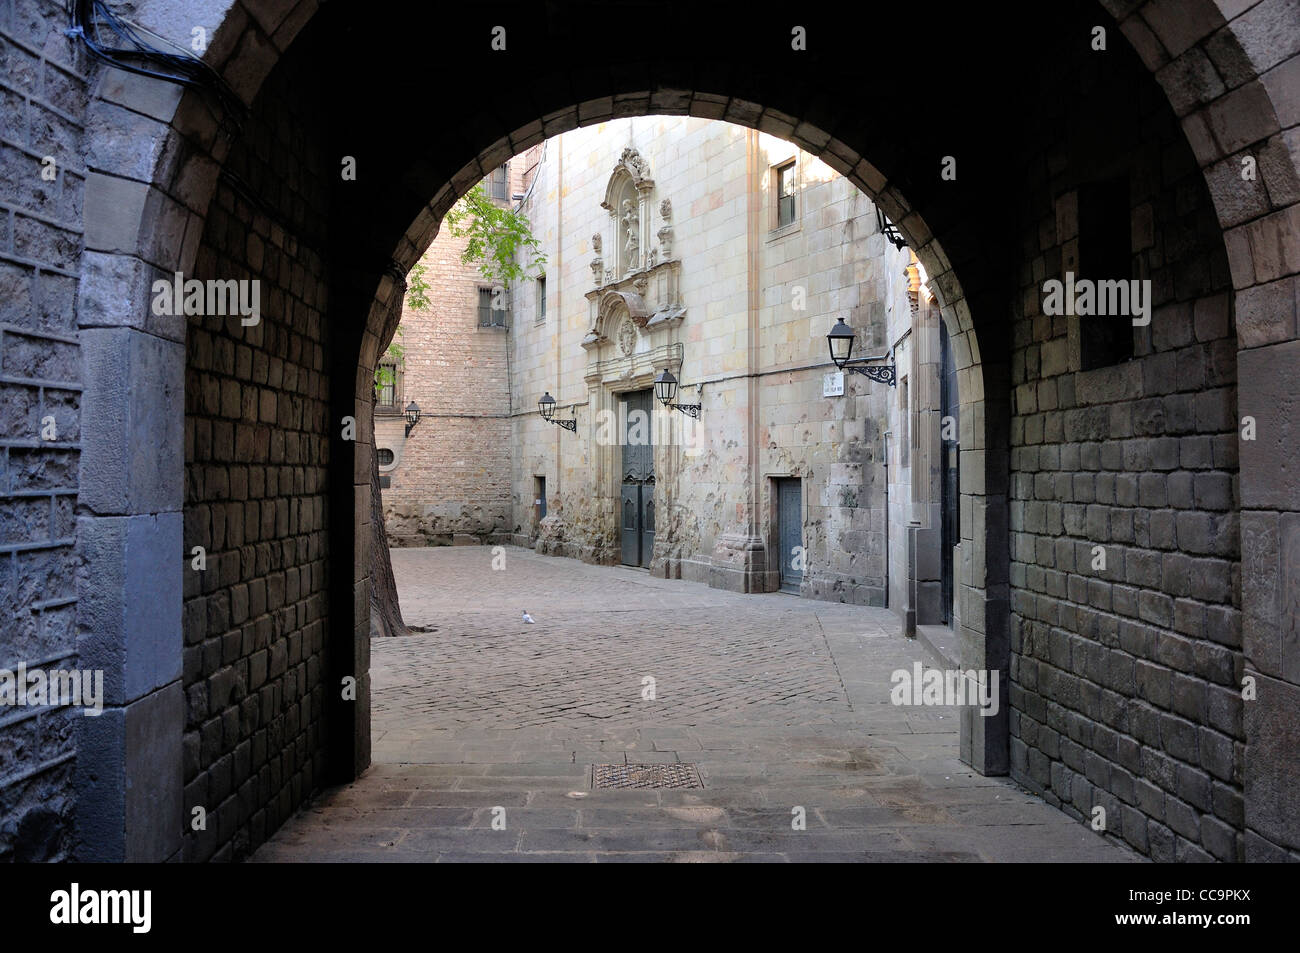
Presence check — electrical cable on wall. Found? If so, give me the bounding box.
[65,0,247,133]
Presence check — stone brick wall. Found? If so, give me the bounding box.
[1007,52,1243,860]
[0,0,89,862]
[377,167,524,546]
[180,58,331,861]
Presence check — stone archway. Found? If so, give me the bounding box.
[54,0,1300,862]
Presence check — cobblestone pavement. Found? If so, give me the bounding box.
[252,547,1138,863]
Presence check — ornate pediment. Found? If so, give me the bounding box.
[601,147,654,211]
[583,262,684,349]
[585,145,684,355]
[600,289,649,324]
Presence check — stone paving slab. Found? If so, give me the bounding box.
[251,547,1139,863]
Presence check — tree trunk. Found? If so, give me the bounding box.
[370,269,408,638]
[370,443,406,638]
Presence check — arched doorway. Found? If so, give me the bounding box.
[53,0,1297,863]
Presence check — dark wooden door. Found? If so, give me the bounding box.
[777,478,803,593]
[621,484,639,566]
[620,390,655,567]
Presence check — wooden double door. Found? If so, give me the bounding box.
[620,389,655,568]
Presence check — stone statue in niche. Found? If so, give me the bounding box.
[621,199,640,269]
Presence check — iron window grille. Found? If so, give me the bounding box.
[376,360,402,411]
[478,287,508,328]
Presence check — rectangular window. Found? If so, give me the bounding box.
[478,286,508,328]
[776,161,796,228]
[489,162,510,202]
[1078,178,1134,370]
[899,376,909,468]
[536,275,546,323]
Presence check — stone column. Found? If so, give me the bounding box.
[75,250,185,862]
[709,127,769,592]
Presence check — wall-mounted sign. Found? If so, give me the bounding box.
[823,371,844,397]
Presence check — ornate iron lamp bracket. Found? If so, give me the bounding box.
[843,362,897,387]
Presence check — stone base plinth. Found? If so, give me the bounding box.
[804,572,886,607]
[708,533,771,593]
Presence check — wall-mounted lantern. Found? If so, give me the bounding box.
[538,392,577,432]
[404,400,422,436]
[876,205,908,251]
[653,369,702,418]
[827,318,896,386]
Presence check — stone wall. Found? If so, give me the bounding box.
[180,54,332,862]
[884,282,948,630]
[1007,49,1243,860]
[377,163,528,547]
[0,0,89,862]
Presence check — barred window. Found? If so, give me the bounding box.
[376,361,399,408]
[478,287,508,328]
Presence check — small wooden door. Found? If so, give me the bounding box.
[620,390,655,567]
[777,478,803,593]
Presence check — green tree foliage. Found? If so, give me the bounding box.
[378,182,543,392]
[405,261,431,311]
[444,183,546,284]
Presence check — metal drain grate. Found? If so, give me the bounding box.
[592,763,704,790]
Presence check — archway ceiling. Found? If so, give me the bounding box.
[286,0,1106,314]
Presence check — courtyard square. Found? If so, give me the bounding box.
[252,548,1135,862]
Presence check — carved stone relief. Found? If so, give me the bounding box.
[618,316,637,356]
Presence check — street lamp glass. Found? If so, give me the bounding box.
[654,369,678,405]
[827,319,855,368]
[405,400,420,425]
[538,392,556,419]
